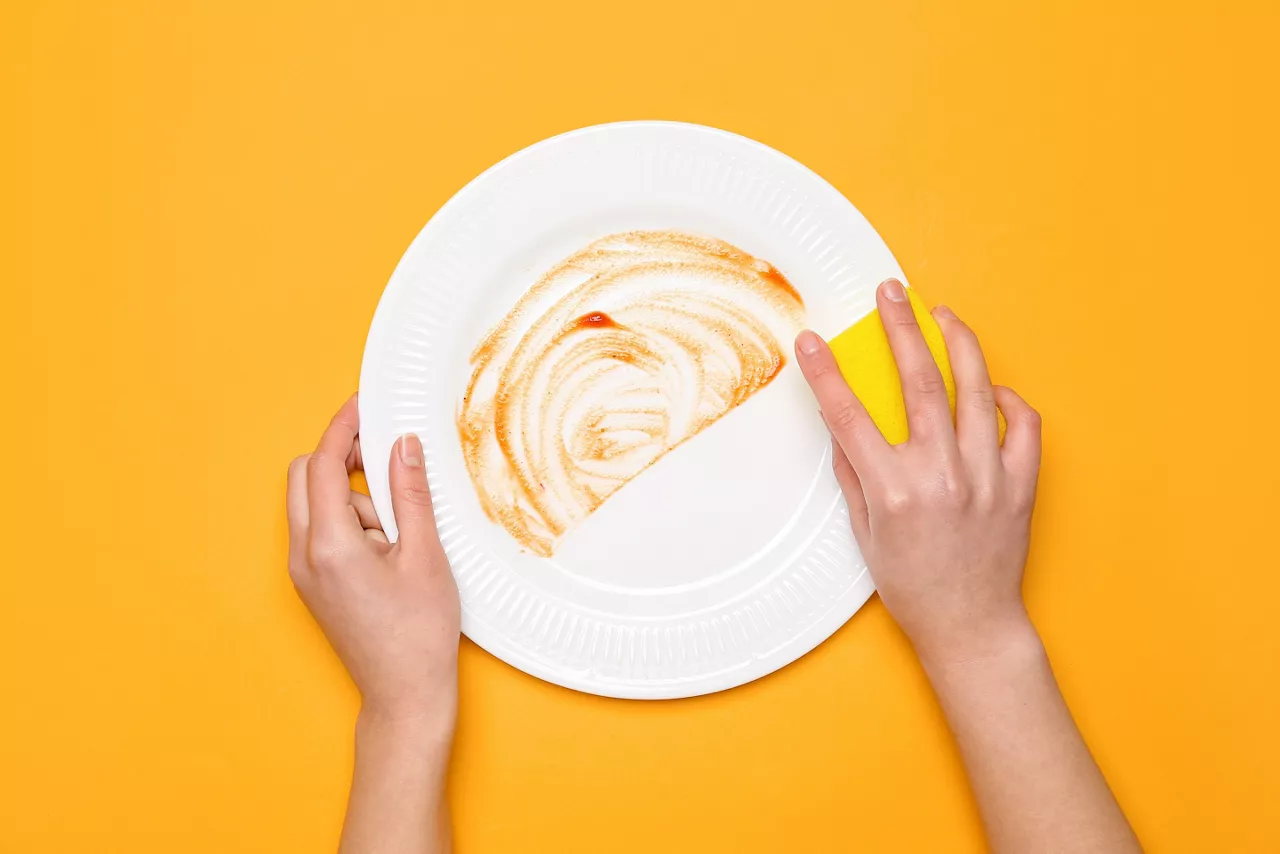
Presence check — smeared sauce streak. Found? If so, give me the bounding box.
[458,230,806,556]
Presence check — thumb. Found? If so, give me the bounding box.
[389,433,438,556]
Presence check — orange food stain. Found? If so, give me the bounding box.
[458,230,805,556]
[758,263,804,304]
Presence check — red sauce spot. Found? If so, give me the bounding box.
[574,311,617,329]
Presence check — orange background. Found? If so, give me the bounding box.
[2,1,1277,851]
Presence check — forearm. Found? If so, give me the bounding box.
[339,707,454,854]
[920,619,1140,854]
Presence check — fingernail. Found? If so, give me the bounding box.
[796,330,823,356]
[881,279,907,302]
[399,433,423,467]
[932,304,956,320]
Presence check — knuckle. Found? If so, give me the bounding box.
[967,385,995,408]
[400,484,432,508]
[828,401,861,430]
[911,371,946,397]
[880,489,912,515]
[307,532,346,570]
[1022,407,1043,429]
[943,477,972,507]
[890,310,920,328]
[808,359,837,381]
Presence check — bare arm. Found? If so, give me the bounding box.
[796,280,1139,853]
[342,709,453,854]
[923,623,1134,853]
[287,396,460,854]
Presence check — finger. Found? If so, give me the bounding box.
[795,330,891,477]
[931,306,999,462]
[877,279,951,444]
[349,490,381,530]
[388,433,441,560]
[346,436,364,474]
[307,395,363,535]
[287,455,311,537]
[365,528,390,545]
[831,433,871,545]
[286,455,313,584]
[994,386,1042,506]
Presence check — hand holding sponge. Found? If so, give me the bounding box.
[826,287,1004,444]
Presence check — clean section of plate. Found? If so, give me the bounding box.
[359,121,905,699]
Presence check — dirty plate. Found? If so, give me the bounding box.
[359,121,905,698]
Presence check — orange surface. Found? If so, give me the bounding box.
[1,1,1276,851]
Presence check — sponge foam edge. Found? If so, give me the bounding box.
[826,288,1005,445]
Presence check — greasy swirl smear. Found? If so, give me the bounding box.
[458,230,806,557]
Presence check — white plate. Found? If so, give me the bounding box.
[359,122,905,699]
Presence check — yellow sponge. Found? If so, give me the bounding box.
[827,288,1003,445]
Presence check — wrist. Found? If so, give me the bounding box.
[916,617,1056,734]
[357,699,456,756]
[911,608,1043,675]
